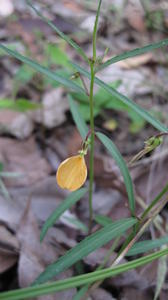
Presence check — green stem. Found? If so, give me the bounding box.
[88,62,95,232]
[88,0,102,233]
[115,182,168,261]
[141,182,168,221]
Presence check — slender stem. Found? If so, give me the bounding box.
[116,182,168,258]
[111,196,168,267]
[93,0,102,61]
[141,182,168,221]
[88,62,95,232]
[88,0,102,232]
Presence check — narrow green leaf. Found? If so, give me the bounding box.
[0,172,22,178]
[45,44,70,68]
[62,215,88,233]
[94,214,113,226]
[1,248,168,300]
[96,38,168,72]
[72,285,89,300]
[154,246,167,300]
[40,188,87,242]
[0,99,41,112]
[34,218,136,285]
[68,94,88,139]
[70,62,168,132]
[127,236,168,256]
[0,179,11,201]
[96,132,135,215]
[0,44,85,94]
[27,1,89,64]
[93,0,102,60]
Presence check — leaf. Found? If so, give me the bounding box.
[154,246,167,300]
[96,38,168,72]
[0,44,85,94]
[45,44,70,68]
[70,62,168,132]
[34,218,136,285]
[93,0,102,59]
[14,64,35,84]
[96,132,135,215]
[0,172,22,178]
[1,247,168,300]
[27,1,89,64]
[0,99,41,112]
[40,188,88,241]
[94,214,113,226]
[0,179,11,201]
[68,95,88,139]
[62,215,88,233]
[127,236,168,256]
[72,285,89,300]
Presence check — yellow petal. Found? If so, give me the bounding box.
[56,155,87,191]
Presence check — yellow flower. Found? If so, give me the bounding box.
[56,155,87,191]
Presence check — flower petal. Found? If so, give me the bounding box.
[56,155,87,191]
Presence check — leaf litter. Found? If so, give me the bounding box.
[0,0,168,299]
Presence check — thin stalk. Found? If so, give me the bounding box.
[79,237,120,300]
[116,182,168,258]
[93,0,102,61]
[88,62,95,232]
[88,0,102,232]
[111,196,168,267]
[141,182,168,221]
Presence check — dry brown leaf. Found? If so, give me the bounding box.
[117,53,153,69]
[0,225,19,254]
[91,288,116,300]
[125,1,145,32]
[0,176,68,231]
[0,110,34,139]
[31,88,68,128]
[0,137,51,187]
[0,253,17,274]
[0,225,19,273]
[121,287,152,300]
[17,201,76,299]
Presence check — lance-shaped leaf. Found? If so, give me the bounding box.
[96,132,135,215]
[127,236,168,256]
[34,217,136,285]
[96,38,168,72]
[70,62,168,132]
[68,95,88,139]
[27,0,89,63]
[40,188,88,242]
[0,44,85,94]
[1,248,168,300]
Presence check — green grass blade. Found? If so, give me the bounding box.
[72,285,89,300]
[27,1,89,64]
[96,132,135,215]
[93,0,102,60]
[62,215,88,233]
[0,44,85,94]
[94,214,113,226]
[127,236,168,256]
[154,247,167,300]
[96,38,168,72]
[70,62,168,132]
[0,99,41,112]
[34,218,136,285]
[40,188,88,242]
[1,248,168,300]
[68,95,88,139]
[0,179,11,201]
